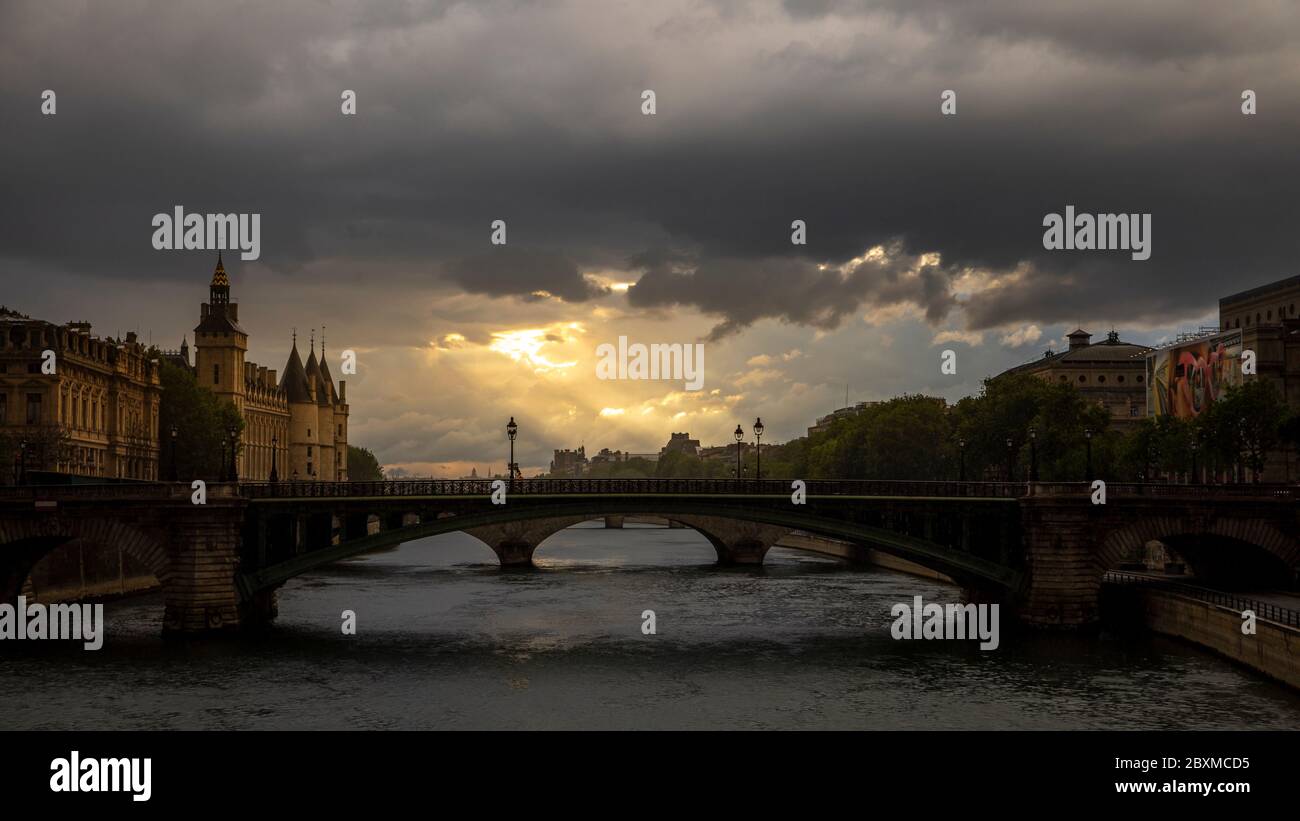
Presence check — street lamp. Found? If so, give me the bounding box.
[269,433,279,483]
[753,417,764,480]
[17,439,27,486]
[1190,439,1199,485]
[1028,426,1038,482]
[1005,436,1015,482]
[169,424,178,482]
[220,434,228,482]
[734,424,744,483]
[506,417,518,480]
[957,437,966,482]
[228,425,239,482]
[1084,428,1093,482]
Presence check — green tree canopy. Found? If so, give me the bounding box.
[157,361,244,481]
[346,445,385,480]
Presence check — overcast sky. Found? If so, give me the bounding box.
[2,0,1297,475]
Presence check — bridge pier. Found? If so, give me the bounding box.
[1019,498,1102,628]
[669,515,793,566]
[162,503,247,635]
[462,516,592,567]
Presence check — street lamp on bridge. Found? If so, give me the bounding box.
[1084,428,1093,482]
[734,424,744,481]
[957,437,966,482]
[269,433,279,483]
[1005,436,1015,482]
[753,417,764,479]
[169,424,178,482]
[1190,438,1199,485]
[1028,426,1038,482]
[228,426,239,483]
[506,417,519,480]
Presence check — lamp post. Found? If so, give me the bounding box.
[1005,436,1015,482]
[228,426,239,482]
[753,417,764,480]
[1190,439,1199,485]
[269,433,279,483]
[1028,426,1038,482]
[734,424,744,484]
[169,424,178,481]
[220,434,228,482]
[506,417,518,481]
[1084,428,1093,482]
[17,439,27,486]
[958,437,966,482]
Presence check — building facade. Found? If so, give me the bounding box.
[998,329,1151,430]
[0,307,162,480]
[167,256,350,481]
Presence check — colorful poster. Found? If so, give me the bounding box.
[1146,332,1242,418]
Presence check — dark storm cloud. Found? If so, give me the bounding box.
[626,243,956,340]
[443,248,609,302]
[1,0,1298,337]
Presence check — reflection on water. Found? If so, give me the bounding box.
[2,523,1298,730]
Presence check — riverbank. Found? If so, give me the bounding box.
[1103,583,1300,690]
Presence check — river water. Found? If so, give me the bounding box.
[3,523,1298,730]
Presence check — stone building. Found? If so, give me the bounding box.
[0,307,162,480]
[998,329,1152,430]
[166,255,350,481]
[550,446,587,477]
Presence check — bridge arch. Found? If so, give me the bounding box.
[0,517,171,601]
[1096,515,1299,586]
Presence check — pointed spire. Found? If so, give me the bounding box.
[211,252,229,287]
[321,325,326,356]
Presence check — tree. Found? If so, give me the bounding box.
[157,361,244,481]
[347,445,384,480]
[1197,380,1288,482]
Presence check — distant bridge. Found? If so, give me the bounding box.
[1,479,1296,636]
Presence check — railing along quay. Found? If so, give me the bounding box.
[1104,570,1300,628]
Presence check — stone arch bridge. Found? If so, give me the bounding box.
[0,479,1295,635]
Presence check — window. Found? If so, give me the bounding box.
[1235,318,1240,328]
[337,424,342,436]
[1077,375,1086,383]
[213,364,220,385]
[1137,375,1144,383]
[1097,375,1106,383]
[307,428,311,437]
[26,393,41,425]
[307,446,313,457]
[1116,375,1125,383]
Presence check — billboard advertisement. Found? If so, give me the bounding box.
[1146,331,1242,418]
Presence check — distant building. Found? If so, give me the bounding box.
[997,329,1151,430]
[1145,275,1300,480]
[0,307,162,479]
[660,432,700,458]
[807,401,879,437]
[550,446,587,476]
[166,255,351,480]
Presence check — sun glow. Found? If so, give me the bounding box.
[487,325,582,372]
